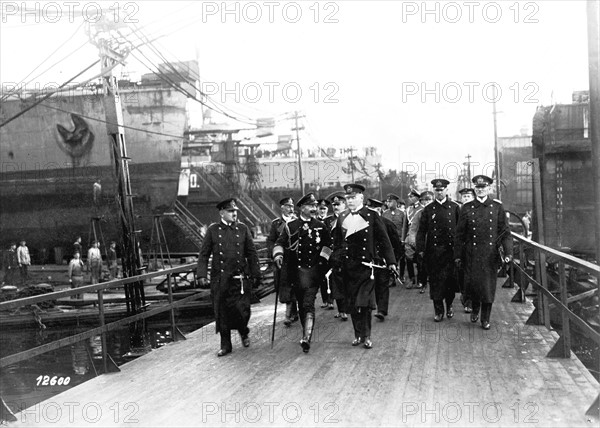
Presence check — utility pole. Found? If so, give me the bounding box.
[587,0,600,262]
[492,92,501,199]
[291,111,305,192]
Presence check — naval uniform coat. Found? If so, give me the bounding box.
[416,198,461,300]
[273,217,332,305]
[454,196,513,303]
[331,206,396,309]
[267,215,295,301]
[324,214,346,301]
[197,221,261,333]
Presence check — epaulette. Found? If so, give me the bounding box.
[493,198,503,204]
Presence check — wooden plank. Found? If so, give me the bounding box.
[7,282,599,427]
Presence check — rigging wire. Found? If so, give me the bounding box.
[0,60,101,128]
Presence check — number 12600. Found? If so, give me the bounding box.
[36,375,71,386]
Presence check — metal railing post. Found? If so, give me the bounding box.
[519,241,527,301]
[97,288,108,373]
[167,273,177,341]
[558,260,571,357]
[539,250,551,329]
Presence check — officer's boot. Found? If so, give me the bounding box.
[283,303,293,327]
[481,303,492,330]
[300,312,315,353]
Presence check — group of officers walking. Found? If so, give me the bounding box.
[196,175,513,357]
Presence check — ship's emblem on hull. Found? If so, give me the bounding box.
[56,113,94,164]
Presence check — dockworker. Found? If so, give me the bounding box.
[273,193,332,353]
[331,184,397,349]
[404,189,423,288]
[266,196,299,327]
[316,198,334,309]
[73,236,82,258]
[383,193,406,286]
[108,241,118,280]
[197,198,261,357]
[17,240,31,285]
[416,179,461,322]
[457,187,476,313]
[87,241,102,284]
[454,175,513,330]
[367,198,402,322]
[324,193,349,321]
[3,243,18,285]
[68,251,85,299]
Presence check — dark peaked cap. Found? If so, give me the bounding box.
[217,198,238,210]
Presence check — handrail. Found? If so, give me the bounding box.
[512,233,599,276]
[509,231,600,352]
[0,263,197,311]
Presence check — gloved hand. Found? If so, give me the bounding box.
[198,277,208,287]
[274,255,283,269]
[454,258,462,269]
[388,264,399,277]
[504,254,513,264]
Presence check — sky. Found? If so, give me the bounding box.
[0,0,593,181]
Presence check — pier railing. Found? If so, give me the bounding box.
[509,232,599,351]
[508,232,600,414]
[0,264,205,373]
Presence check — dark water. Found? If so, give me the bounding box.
[0,313,213,415]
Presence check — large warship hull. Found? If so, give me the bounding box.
[0,86,188,261]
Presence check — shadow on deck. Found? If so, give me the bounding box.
[7,279,599,427]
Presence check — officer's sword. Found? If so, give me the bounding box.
[232,274,244,294]
[361,261,387,280]
[325,269,332,294]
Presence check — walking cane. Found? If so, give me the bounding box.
[271,281,279,349]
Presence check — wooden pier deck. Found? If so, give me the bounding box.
[7,280,599,427]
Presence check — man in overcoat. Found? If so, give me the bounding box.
[331,184,397,349]
[416,179,461,322]
[324,193,349,321]
[367,198,402,321]
[266,197,298,326]
[273,193,332,353]
[454,175,513,330]
[457,187,476,313]
[197,199,261,357]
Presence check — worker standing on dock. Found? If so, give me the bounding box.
[331,184,397,349]
[454,175,513,330]
[273,193,332,353]
[68,251,85,299]
[416,179,461,322]
[3,243,18,285]
[197,199,261,357]
[108,241,118,280]
[17,240,30,285]
[87,241,102,284]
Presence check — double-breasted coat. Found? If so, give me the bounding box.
[197,221,261,333]
[273,217,332,304]
[453,196,513,303]
[416,199,461,300]
[331,206,396,309]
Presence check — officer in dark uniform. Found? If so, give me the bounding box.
[404,189,423,287]
[331,184,397,349]
[383,193,406,285]
[316,198,334,309]
[273,193,332,353]
[197,199,261,357]
[324,193,349,321]
[367,198,402,321]
[454,175,513,330]
[266,197,298,326]
[457,188,476,313]
[416,179,461,322]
